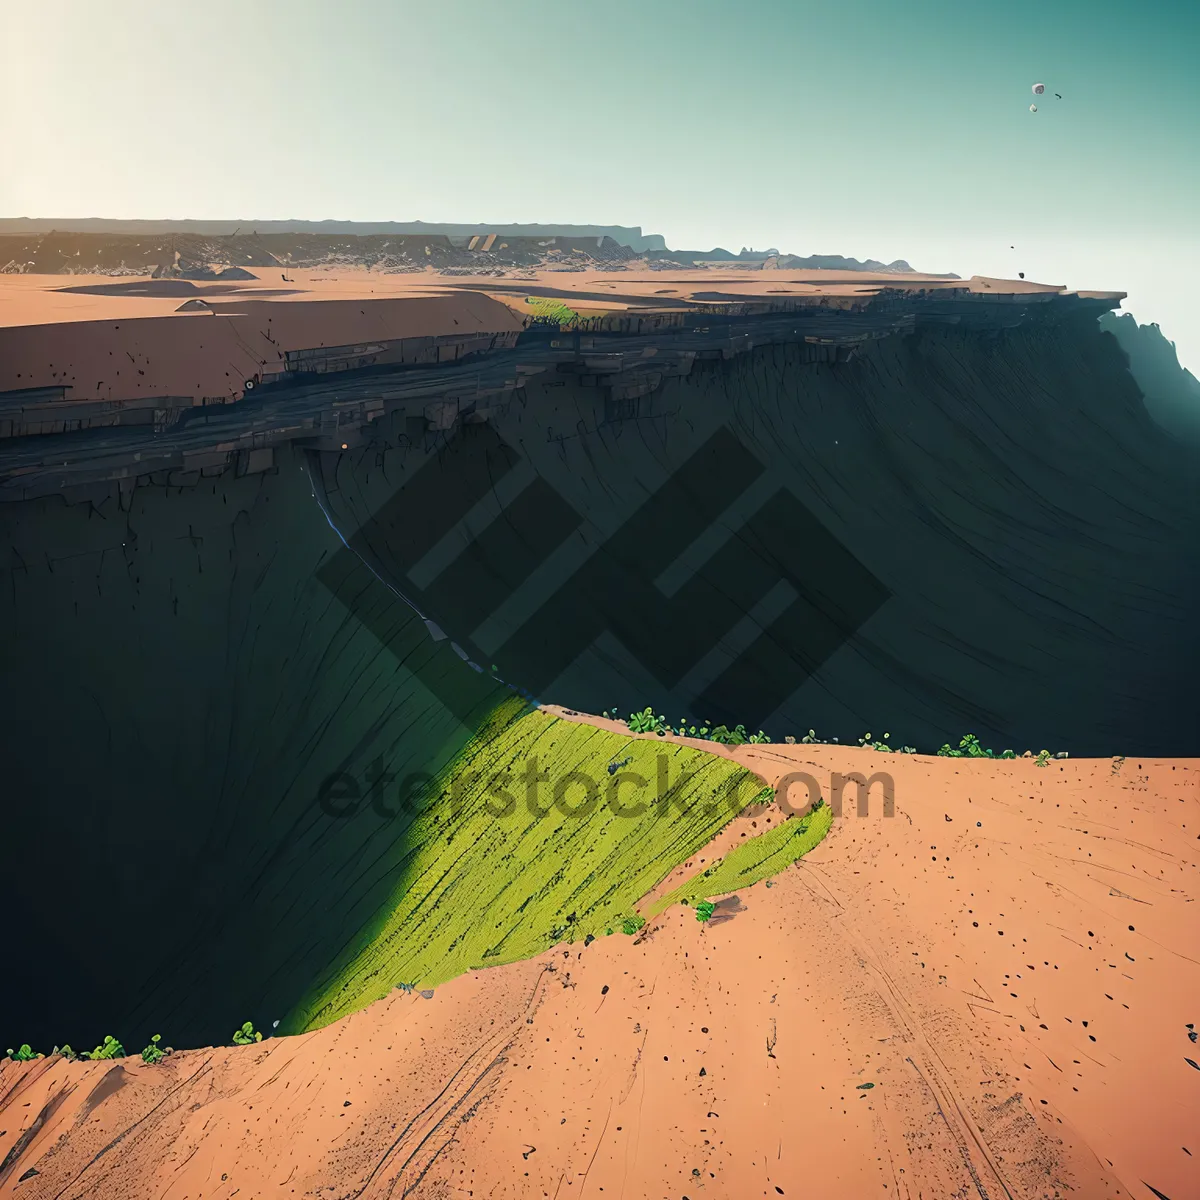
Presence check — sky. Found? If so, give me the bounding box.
[2,0,1197,368]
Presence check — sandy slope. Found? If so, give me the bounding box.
[2,741,1195,1199]
[0,267,1114,406]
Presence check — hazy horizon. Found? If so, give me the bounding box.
[2,0,1196,368]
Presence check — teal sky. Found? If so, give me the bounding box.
[3,0,1197,366]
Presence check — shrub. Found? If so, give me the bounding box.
[1035,750,1051,767]
[140,1034,166,1064]
[83,1036,124,1060]
[5,1044,42,1061]
[938,734,994,758]
[707,723,748,745]
[627,707,669,735]
[53,1045,77,1060]
[695,901,716,922]
[232,1021,263,1045]
[620,915,645,936]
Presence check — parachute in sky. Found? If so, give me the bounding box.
[1033,82,1045,95]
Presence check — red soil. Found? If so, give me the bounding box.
[2,738,1194,1199]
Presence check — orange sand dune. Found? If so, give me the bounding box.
[2,739,1195,1199]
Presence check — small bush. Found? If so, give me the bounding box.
[1035,750,1051,767]
[6,1044,42,1061]
[140,1034,166,1064]
[938,734,994,758]
[620,915,645,936]
[232,1021,263,1045]
[707,723,747,745]
[83,1036,124,1060]
[695,901,716,922]
[627,707,669,735]
[53,1045,77,1060]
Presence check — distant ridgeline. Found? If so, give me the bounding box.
[0,218,668,250]
[0,218,949,275]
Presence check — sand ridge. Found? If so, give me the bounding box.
[1,737,1195,1199]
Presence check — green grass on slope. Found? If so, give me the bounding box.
[285,709,768,1033]
[646,800,833,918]
[524,296,602,326]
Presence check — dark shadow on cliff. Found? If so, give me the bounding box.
[2,310,1198,1057]
[0,456,523,1054]
[1100,311,1200,445]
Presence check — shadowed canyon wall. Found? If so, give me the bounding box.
[1,312,1197,1053]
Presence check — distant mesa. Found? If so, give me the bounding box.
[0,220,952,277]
[0,218,669,253]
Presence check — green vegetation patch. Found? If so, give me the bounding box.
[5,1044,42,1062]
[231,1021,263,1046]
[620,708,771,744]
[140,1034,166,1064]
[647,799,833,918]
[83,1035,124,1061]
[524,296,600,327]
[286,708,768,1033]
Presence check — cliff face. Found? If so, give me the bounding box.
[1100,310,1200,444]
[308,313,1200,758]
[1,278,1197,1057]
